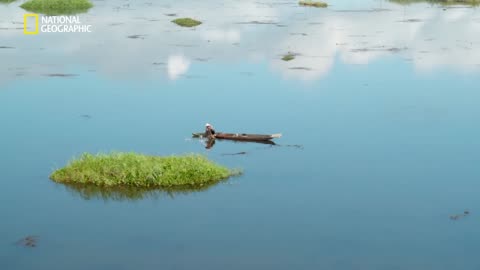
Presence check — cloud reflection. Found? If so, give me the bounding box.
[0,0,479,84]
[167,54,190,80]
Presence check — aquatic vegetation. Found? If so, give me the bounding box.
[350,46,408,54]
[172,18,202,27]
[222,152,247,156]
[20,0,93,15]
[450,210,470,220]
[0,0,16,4]
[398,19,423,23]
[281,144,304,149]
[16,236,38,248]
[289,67,312,71]
[282,53,296,61]
[44,73,78,77]
[127,34,146,39]
[50,153,239,188]
[299,0,328,8]
[390,0,480,5]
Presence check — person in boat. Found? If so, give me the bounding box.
[205,123,216,139]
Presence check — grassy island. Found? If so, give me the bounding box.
[172,18,202,27]
[299,0,328,7]
[282,53,296,61]
[20,0,93,15]
[50,153,238,188]
[0,0,17,4]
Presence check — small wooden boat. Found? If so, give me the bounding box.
[192,132,281,142]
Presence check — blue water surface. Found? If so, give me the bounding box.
[1,0,480,269]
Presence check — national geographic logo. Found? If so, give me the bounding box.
[23,14,39,35]
[24,14,92,35]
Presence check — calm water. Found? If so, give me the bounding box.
[1,0,480,269]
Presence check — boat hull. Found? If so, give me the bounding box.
[192,132,281,142]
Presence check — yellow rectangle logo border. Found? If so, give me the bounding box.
[24,14,39,35]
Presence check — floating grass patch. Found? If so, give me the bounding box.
[50,153,239,188]
[389,0,480,5]
[20,0,93,15]
[299,0,328,7]
[282,53,296,61]
[0,0,17,4]
[172,18,202,27]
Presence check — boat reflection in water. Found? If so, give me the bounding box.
[204,137,276,149]
[205,138,216,149]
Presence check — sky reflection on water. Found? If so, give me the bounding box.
[1,0,479,84]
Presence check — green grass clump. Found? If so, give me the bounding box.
[282,53,296,61]
[389,0,479,5]
[172,18,202,27]
[0,0,17,4]
[299,0,328,7]
[20,0,93,15]
[50,153,238,188]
